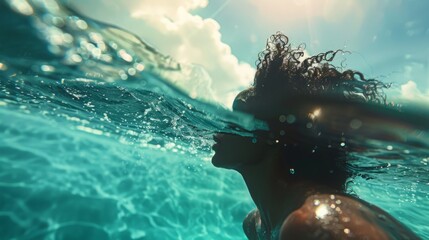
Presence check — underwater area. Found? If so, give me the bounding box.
[0,0,429,239]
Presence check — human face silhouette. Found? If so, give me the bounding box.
[212,133,269,169]
[212,89,270,170]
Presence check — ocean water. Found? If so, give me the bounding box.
[0,1,428,239]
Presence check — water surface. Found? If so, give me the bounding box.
[1,0,428,239]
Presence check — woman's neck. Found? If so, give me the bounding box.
[238,151,340,232]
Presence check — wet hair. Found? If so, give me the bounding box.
[253,32,389,103]
[249,33,390,191]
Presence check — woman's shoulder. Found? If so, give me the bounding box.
[242,209,262,240]
[279,194,420,240]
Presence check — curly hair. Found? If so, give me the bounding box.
[253,32,389,103]
[243,33,392,190]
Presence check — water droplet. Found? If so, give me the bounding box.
[51,16,65,27]
[289,168,295,174]
[119,70,128,80]
[279,115,286,123]
[279,130,285,136]
[76,19,88,30]
[8,0,34,16]
[386,145,393,151]
[350,119,362,129]
[41,65,55,72]
[71,54,82,63]
[340,142,346,147]
[0,62,7,71]
[63,33,73,43]
[286,114,296,124]
[344,228,350,234]
[251,138,257,144]
[118,49,133,62]
[91,48,102,58]
[306,122,313,128]
[128,68,137,76]
[313,199,320,206]
[135,63,145,71]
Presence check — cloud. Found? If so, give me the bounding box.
[400,80,429,102]
[70,0,255,107]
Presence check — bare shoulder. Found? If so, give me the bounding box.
[242,209,261,240]
[280,194,420,240]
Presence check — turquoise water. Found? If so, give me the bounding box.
[1,0,429,239]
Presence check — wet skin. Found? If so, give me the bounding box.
[213,133,420,240]
[211,89,420,240]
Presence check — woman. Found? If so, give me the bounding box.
[212,33,419,239]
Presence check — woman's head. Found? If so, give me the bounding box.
[234,32,388,119]
[213,33,389,190]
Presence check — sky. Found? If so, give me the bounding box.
[69,0,429,106]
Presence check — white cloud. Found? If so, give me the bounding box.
[71,0,255,107]
[400,80,429,102]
